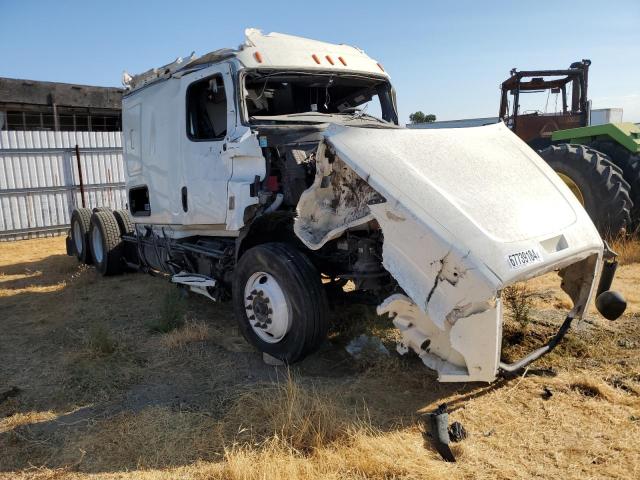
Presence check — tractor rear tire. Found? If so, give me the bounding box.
[588,140,640,230]
[538,144,632,237]
[70,208,94,264]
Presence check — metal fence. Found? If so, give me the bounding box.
[0,130,125,241]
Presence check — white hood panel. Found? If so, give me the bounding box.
[324,122,578,243]
[295,122,603,382]
[318,123,603,286]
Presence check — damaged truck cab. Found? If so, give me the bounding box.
[70,29,625,383]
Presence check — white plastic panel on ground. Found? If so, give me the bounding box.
[0,131,125,241]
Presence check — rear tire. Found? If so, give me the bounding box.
[70,208,93,264]
[112,209,138,269]
[112,209,135,235]
[232,242,329,363]
[538,144,632,237]
[588,140,640,229]
[89,210,124,276]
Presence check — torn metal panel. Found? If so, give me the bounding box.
[295,141,381,248]
[295,122,604,382]
[369,200,497,333]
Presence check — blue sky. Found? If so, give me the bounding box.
[1,0,639,124]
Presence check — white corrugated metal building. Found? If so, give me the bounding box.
[0,130,125,241]
[0,78,125,241]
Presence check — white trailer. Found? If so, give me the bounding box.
[67,29,626,383]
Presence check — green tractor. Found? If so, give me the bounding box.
[499,59,640,236]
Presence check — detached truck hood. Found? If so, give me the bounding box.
[296,122,604,382]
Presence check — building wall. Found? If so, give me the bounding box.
[0,130,125,241]
[0,77,123,132]
[1,109,121,132]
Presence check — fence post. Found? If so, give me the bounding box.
[75,144,86,208]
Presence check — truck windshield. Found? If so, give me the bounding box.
[243,70,398,125]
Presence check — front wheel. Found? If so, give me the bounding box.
[538,144,632,237]
[232,242,329,363]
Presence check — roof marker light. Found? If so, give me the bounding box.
[254,52,263,63]
[311,54,321,64]
[325,55,334,65]
[338,56,347,66]
[377,62,385,72]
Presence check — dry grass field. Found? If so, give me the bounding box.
[0,236,639,479]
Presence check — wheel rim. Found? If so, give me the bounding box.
[73,221,83,254]
[557,172,585,206]
[244,272,290,343]
[91,226,104,264]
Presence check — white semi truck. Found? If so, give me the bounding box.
[67,29,626,382]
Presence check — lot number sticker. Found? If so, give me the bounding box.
[507,248,543,270]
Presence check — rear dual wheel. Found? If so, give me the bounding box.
[89,210,125,276]
[70,208,93,264]
[112,209,135,235]
[70,207,134,274]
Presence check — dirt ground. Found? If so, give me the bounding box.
[0,236,638,479]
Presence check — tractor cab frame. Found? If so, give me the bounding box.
[499,59,591,150]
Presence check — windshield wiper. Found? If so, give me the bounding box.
[284,112,333,117]
[250,111,392,126]
[344,111,389,124]
[249,114,327,124]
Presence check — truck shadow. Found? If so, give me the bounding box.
[0,253,79,290]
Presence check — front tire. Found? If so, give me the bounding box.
[232,242,329,363]
[538,144,632,236]
[89,210,124,276]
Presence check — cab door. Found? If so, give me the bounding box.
[181,63,235,225]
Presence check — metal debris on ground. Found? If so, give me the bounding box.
[448,421,468,442]
[528,367,558,377]
[617,338,637,349]
[541,386,554,400]
[345,334,389,360]
[262,352,285,366]
[422,403,456,462]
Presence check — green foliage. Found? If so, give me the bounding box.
[409,111,437,124]
[502,283,534,328]
[148,289,186,333]
[88,324,117,355]
[328,303,396,346]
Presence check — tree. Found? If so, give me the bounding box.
[409,111,437,124]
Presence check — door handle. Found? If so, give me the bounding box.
[181,186,188,212]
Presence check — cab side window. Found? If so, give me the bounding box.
[186,75,227,140]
